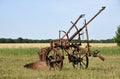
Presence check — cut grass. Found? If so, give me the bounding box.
[0,46,120,79]
[0,43,50,48]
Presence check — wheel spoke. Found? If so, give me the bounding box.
[82,59,86,61]
[80,62,82,68]
[81,61,86,66]
[81,54,86,59]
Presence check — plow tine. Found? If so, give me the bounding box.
[98,55,105,61]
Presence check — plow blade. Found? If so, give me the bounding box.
[24,60,49,70]
[97,55,105,61]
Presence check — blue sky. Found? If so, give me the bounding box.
[0,0,120,40]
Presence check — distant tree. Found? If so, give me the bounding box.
[114,25,120,46]
[5,38,15,43]
[0,38,6,43]
[16,37,23,43]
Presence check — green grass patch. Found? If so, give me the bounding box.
[0,48,39,57]
[91,46,120,55]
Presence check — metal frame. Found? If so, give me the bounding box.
[38,6,106,70]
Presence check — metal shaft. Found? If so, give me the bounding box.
[61,14,85,39]
[68,6,106,41]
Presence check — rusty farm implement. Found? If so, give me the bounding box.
[24,6,106,70]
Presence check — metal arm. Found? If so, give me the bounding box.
[68,6,106,42]
[61,14,85,39]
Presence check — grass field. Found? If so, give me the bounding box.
[0,43,120,79]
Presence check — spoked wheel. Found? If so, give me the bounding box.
[72,49,89,69]
[46,48,64,70]
[79,54,88,69]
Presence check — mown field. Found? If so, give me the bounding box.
[0,43,120,79]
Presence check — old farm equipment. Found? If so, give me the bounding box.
[24,6,105,70]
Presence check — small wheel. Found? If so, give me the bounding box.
[79,54,88,69]
[73,49,89,69]
[46,48,64,70]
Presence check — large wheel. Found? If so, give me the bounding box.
[72,49,89,69]
[46,48,64,70]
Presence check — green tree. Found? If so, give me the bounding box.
[16,37,23,43]
[114,25,120,46]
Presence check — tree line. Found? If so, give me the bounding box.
[0,37,51,43]
[0,37,115,43]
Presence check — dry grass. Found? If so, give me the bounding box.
[0,43,116,48]
[0,43,50,48]
[89,43,117,47]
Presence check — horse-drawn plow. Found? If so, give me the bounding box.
[24,6,105,70]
